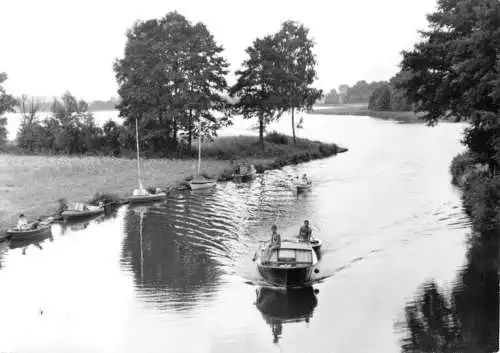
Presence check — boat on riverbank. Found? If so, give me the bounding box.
[127,118,168,204]
[233,163,257,182]
[188,122,217,190]
[61,202,104,221]
[253,239,318,289]
[6,222,52,241]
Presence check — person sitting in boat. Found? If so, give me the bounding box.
[301,173,309,183]
[270,224,281,248]
[29,218,43,230]
[16,214,29,230]
[298,220,312,242]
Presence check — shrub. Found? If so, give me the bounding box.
[450,151,481,185]
[462,174,500,233]
[265,131,289,145]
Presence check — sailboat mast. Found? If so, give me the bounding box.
[136,118,143,189]
[197,121,201,176]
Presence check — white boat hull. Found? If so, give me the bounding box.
[189,180,216,190]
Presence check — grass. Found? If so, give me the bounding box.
[310,103,426,123]
[0,134,344,231]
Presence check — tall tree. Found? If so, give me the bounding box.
[230,35,284,149]
[0,73,16,146]
[396,0,500,169]
[16,95,43,151]
[273,21,322,145]
[114,12,230,156]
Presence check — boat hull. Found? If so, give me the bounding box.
[62,208,104,221]
[126,192,167,204]
[6,224,52,241]
[257,265,313,288]
[296,183,312,191]
[189,180,216,190]
[233,173,256,183]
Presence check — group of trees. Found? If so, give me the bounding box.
[323,81,388,105]
[394,0,500,171]
[0,12,322,156]
[14,91,127,155]
[368,73,412,112]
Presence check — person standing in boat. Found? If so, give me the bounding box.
[298,220,312,242]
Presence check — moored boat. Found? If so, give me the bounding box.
[127,118,168,204]
[61,202,104,221]
[126,188,167,204]
[296,180,312,191]
[253,239,318,289]
[6,222,52,241]
[233,163,257,182]
[188,122,217,190]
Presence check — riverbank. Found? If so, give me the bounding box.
[311,104,425,123]
[0,134,346,232]
[449,151,500,233]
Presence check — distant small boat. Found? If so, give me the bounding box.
[127,118,168,204]
[6,222,52,241]
[253,239,318,289]
[296,180,312,191]
[61,203,104,221]
[188,121,217,190]
[233,163,257,182]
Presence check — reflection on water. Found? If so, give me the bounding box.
[255,286,318,344]
[398,231,499,352]
[0,116,488,352]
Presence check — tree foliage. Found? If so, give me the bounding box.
[396,0,500,167]
[0,73,16,146]
[113,11,231,156]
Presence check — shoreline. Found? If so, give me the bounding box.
[0,140,347,233]
[310,104,425,123]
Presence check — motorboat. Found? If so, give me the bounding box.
[253,239,319,289]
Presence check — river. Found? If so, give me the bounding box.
[0,113,498,353]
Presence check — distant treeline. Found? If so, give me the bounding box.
[323,76,411,112]
[9,97,121,113]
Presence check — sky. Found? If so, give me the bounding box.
[0,0,438,101]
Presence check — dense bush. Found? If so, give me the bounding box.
[265,131,289,144]
[449,151,481,185]
[462,174,500,233]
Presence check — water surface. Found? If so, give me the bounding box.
[0,114,497,353]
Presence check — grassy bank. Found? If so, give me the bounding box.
[449,151,500,233]
[0,133,345,231]
[311,104,425,123]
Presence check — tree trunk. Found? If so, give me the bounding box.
[259,114,265,151]
[188,109,193,153]
[291,107,296,145]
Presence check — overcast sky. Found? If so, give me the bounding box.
[1,0,437,101]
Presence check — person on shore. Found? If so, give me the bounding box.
[298,220,312,242]
[16,214,28,230]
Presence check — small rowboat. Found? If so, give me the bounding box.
[6,222,52,241]
[296,181,312,191]
[233,164,257,182]
[62,203,104,221]
[188,176,217,190]
[126,189,167,204]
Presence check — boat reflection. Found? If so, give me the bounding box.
[9,230,54,254]
[255,285,319,344]
[121,197,224,312]
[398,231,499,352]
